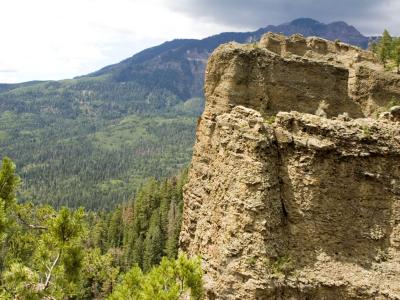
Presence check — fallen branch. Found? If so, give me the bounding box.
[43,252,61,290]
[16,212,47,230]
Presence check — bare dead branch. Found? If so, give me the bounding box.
[15,212,47,230]
[44,252,61,290]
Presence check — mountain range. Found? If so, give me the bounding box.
[0,18,378,209]
[85,18,374,101]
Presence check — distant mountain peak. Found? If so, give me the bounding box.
[328,21,349,26]
[289,18,323,27]
[261,18,368,48]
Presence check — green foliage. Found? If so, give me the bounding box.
[109,254,203,300]
[79,248,120,299]
[0,157,21,269]
[0,77,199,210]
[270,255,294,275]
[378,30,392,66]
[50,207,84,244]
[362,126,372,138]
[143,211,163,272]
[62,244,84,281]
[127,172,186,270]
[386,97,400,109]
[0,157,20,211]
[2,263,41,300]
[108,265,143,299]
[0,158,194,299]
[1,205,86,299]
[372,29,400,73]
[164,198,182,259]
[174,97,205,116]
[393,40,400,72]
[246,256,258,267]
[265,115,276,125]
[0,159,87,298]
[0,200,6,240]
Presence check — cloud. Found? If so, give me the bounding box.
[163,0,400,35]
[0,0,230,83]
[2,0,400,83]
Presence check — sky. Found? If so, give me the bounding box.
[1,0,399,83]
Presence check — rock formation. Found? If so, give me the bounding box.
[180,33,400,299]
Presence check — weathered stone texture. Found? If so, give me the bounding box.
[205,32,400,119]
[181,34,400,299]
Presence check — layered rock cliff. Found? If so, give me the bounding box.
[180,33,400,299]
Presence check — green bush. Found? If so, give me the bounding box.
[109,253,204,300]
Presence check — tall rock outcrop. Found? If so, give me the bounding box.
[180,33,400,299]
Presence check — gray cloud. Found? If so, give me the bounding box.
[163,0,400,35]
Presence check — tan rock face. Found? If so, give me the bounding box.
[181,34,400,299]
[205,32,400,119]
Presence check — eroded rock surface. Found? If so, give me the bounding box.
[181,34,400,299]
[204,32,400,119]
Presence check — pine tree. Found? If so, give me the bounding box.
[108,254,203,300]
[89,212,108,251]
[108,265,143,300]
[143,210,163,272]
[0,157,20,210]
[159,180,172,248]
[0,157,20,272]
[107,206,123,248]
[80,248,119,299]
[379,29,393,67]
[165,199,179,258]
[393,38,400,73]
[132,235,144,268]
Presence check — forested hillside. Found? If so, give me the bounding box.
[0,76,202,209]
[0,18,373,209]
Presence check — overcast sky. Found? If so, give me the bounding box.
[1,0,399,83]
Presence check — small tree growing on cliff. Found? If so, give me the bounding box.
[378,29,393,67]
[393,38,400,73]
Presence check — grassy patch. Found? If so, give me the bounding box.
[269,255,294,275]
